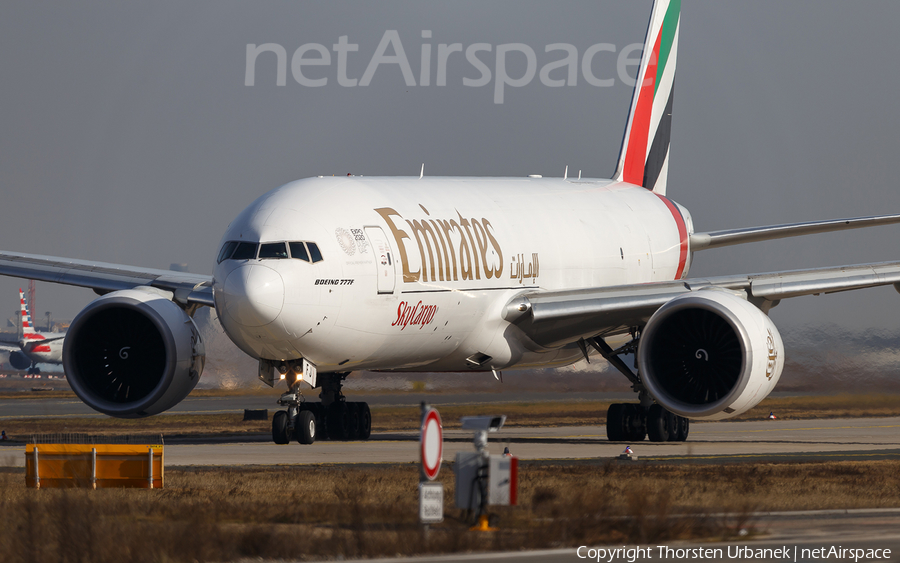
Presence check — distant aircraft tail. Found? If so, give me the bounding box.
[613,0,680,196]
[19,288,35,335]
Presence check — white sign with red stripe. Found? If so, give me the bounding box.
[420,408,443,481]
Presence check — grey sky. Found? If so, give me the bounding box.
[1,0,899,337]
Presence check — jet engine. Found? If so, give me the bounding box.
[638,289,783,420]
[8,350,31,370]
[63,287,205,418]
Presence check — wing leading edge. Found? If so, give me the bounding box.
[0,251,214,307]
[690,214,900,250]
[504,261,900,349]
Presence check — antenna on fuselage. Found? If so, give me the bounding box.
[419,163,425,180]
[564,165,568,180]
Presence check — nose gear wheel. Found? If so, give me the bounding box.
[271,372,372,445]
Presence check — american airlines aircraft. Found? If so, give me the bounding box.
[2,0,900,445]
[0,289,65,375]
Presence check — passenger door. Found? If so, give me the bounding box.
[365,226,395,294]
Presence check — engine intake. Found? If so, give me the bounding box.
[638,289,783,420]
[63,288,205,418]
[8,350,31,370]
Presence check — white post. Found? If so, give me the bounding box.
[33,447,40,489]
[91,448,97,489]
[148,448,154,489]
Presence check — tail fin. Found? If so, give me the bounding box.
[19,289,35,335]
[613,0,680,195]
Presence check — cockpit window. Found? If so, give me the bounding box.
[217,241,238,264]
[259,242,288,259]
[289,242,309,262]
[287,241,323,263]
[307,242,323,263]
[231,242,258,260]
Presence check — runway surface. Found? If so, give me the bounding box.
[163,417,900,466]
[2,414,900,467]
[0,390,633,419]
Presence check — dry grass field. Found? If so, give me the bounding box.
[3,392,900,561]
[2,460,900,563]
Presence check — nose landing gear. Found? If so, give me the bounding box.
[272,372,371,445]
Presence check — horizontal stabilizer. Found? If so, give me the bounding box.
[690,213,900,250]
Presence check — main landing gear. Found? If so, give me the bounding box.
[606,402,689,442]
[272,373,372,445]
[577,336,690,443]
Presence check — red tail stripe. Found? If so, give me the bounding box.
[622,30,662,186]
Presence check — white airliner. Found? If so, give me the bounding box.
[2,0,900,445]
[0,289,65,375]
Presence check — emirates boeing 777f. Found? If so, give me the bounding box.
[3,0,900,445]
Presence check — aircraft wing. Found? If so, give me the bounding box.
[690,214,900,250]
[504,261,900,348]
[0,340,20,353]
[0,251,214,307]
[21,336,66,348]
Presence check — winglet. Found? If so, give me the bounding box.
[614,0,680,196]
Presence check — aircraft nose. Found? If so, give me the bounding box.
[221,264,284,327]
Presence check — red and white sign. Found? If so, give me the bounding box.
[420,408,443,480]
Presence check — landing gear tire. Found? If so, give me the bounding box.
[606,403,626,441]
[607,403,647,442]
[647,404,669,442]
[327,402,350,440]
[647,405,690,442]
[680,417,690,441]
[623,403,647,442]
[272,410,290,444]
[358,402,372,440]
[669,414,689,442]
[347,402,361,440]
[295,410,316,444]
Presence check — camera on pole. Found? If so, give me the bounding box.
[454,415,517,530]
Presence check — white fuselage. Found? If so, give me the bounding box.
[212,176,692,374]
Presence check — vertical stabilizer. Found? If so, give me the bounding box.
[613,0,680,195]
[19,288,35,335]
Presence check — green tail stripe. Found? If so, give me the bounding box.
[654,0,681,95]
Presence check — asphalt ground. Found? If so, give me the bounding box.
[2,414,900,467]
[0,390,634,419]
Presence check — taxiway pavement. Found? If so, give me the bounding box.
[3,416,900,467]
[164,416,900,466]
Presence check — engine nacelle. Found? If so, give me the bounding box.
[8,350,31,370]
[638,289,783,420]
[63,287,205,418]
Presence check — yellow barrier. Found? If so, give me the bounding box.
[25,444,164,489]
